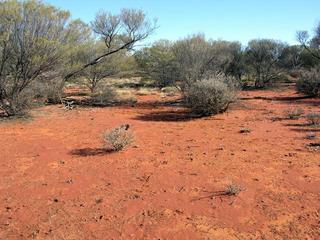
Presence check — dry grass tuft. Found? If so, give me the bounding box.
[283,107,304,120]
[103,124,134,151]
[306,112,320,126]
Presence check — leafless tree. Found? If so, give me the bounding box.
[245,39,286,87]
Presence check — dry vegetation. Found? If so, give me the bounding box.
[103,124,134,151]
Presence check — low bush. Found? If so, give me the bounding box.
[296,69,320,97]
[306,112,320,126]
[30,78,64,104]
[283,107,304,119]
[185,77,235,116]
[103,124,134,151]
[0,89,33,117]
[91,85,118,105]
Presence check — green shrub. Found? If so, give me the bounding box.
[185,77,235,116]
[296,69,320,97]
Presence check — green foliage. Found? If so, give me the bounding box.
[300,49,320,69]
[79,41,127,92]
[172,35,244,90]
[135,40,178,88]
[279,45,303,70]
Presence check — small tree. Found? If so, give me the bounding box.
[296,22,320,97]
[279,45,303,70]
[297,22,320,61]
[0,2,156,116]
[245,39,286,88]
[224,42,245,81]
[172,35,244,90]
[172,34,216,88]
[65,9,157,80]
[80,41,125,93]
[0,0,75,115]
[135,40,179,88]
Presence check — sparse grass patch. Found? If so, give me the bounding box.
[116,89,138,106]
[91,85,118,106]
[283,107,304,120]
[103,124,134,151]
[136,88,156,96]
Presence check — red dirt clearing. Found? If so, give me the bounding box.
[0,87,319,239]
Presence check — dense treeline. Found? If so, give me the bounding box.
[0,0,319,117]
[135,35,319,89]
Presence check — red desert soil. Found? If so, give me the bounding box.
[0,86,319,240]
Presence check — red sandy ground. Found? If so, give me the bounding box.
[0,86,319,240]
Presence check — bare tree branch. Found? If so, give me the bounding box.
[65,9,157,81]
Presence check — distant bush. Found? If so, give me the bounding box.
[91,85,118,105]
[283,107,304,119]
[185,77,235,116]
[296,69,320,97]
[103,124,134,151]
[306,112,320,126]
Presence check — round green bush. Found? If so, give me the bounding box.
[185,77,235,116]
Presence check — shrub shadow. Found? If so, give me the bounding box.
[290,128,320,133]
[240,95,313,101]
[240,95,319,107]
[133,110,205,122]
[70,147,115,157]
[284,123,311,127]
